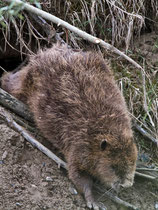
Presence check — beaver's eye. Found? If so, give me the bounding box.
[100,139,107,151]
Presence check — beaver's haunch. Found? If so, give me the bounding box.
[1,44,137,209]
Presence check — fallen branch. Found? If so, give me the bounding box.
[135,171,157,180]
[134,123,158,145]
[0,88,33,122]
[0,108,139,210]
[136,168,158,172]
[29,13,66,44]
[0,109,67,170]
[6,0,143,71]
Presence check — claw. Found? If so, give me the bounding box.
[87,201,106,210]
[93,203,100,210]
[87,201,93,209]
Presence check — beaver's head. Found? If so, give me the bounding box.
[89,133,137,189]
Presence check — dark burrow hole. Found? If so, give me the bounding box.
[0,57,24,78]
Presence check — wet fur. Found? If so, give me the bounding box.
[1,44,137,207]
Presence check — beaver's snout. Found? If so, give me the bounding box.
[111,174,135,193]
[121,176,135,188]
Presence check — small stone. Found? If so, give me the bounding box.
[42,162,46,167]
[31,184,37,188]
[69,187,78,195]
[46,176,53,182]
[16,202,22,206]
[2,151,8,160]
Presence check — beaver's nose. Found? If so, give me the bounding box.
[121,177,134,188]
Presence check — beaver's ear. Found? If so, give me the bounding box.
[100,139,107,151]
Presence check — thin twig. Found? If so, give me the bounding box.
[11,17,34,55]
[130,112,157,141]
[28,12,56,40]
[29,13,66,44]
[135,171,157,180]
[2,29,28,56]
[136,168,158,172]
[141,61,155,128]
[95,185,139,210]
[6,0,143,71]
[104,191,139,210]
[0,66,7,73]
[134,123,158,145]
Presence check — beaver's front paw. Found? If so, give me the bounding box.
[87,200,107,210]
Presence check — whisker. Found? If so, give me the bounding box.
[96,186,114,202]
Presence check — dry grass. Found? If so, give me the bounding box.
[0,1,49,56]
[112,43,158,144]
[41,0,157,49]
[0,0,157,52]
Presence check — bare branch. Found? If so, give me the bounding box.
[0,88,33,122]
[134,123,158,145]
[136,168,158,172]
[135,171,157,180]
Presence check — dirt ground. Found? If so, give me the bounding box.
[0,32,158,210]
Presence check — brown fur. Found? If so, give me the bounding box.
[1,44,137,208]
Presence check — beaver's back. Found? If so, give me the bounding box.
[1,44,132,153]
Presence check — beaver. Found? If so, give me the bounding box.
[1,44,137,209]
